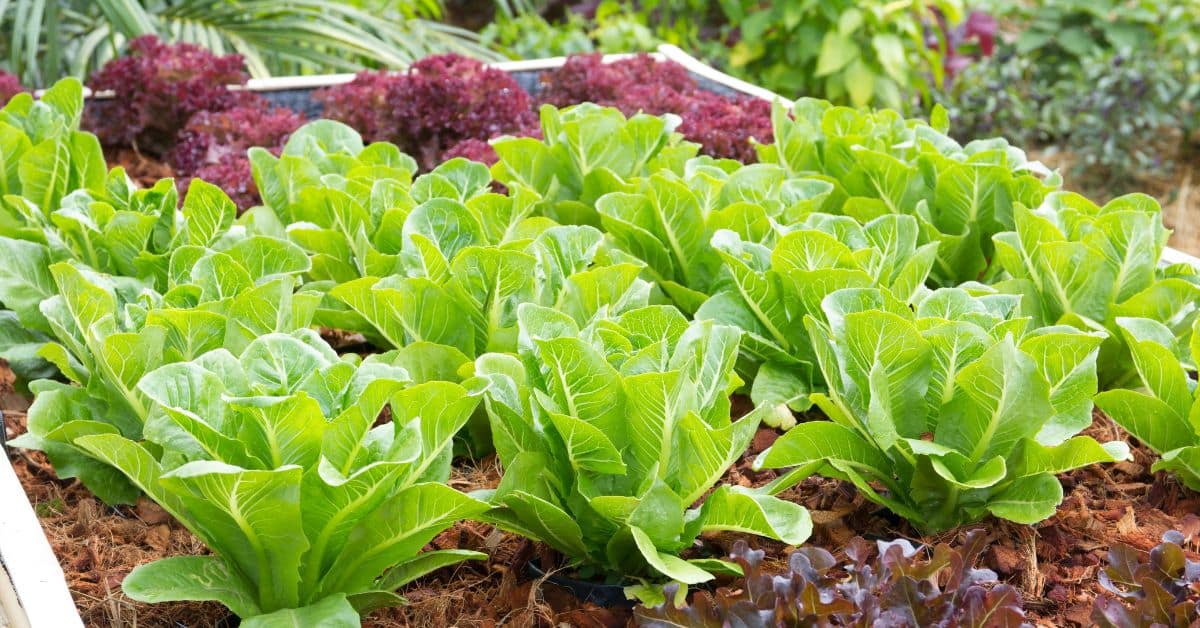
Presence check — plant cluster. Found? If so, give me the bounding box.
[76,338,487,626]
[754,286,1127,532]
[2,66,1195,624]
[494,0,996,109]
[1092,531,1200,628]
[936,1,1199,192]
[637,531,1030,626]
[316,55,537,170]
[85,35,248,156]
[538,53,772,163]
[472,305,809,587]
[170,100,307,210]
[314,52,773,166]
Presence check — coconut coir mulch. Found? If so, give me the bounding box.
[4,361,1199,627]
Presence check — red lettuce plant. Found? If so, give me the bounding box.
[0,71,24,104]
[538,53,695,109]
[86,35,247,155]
[316,54,536,169]
[637,531,1030,627]
[169,95,304,210]
[1093,530,1200,628]
[538,53,772,162]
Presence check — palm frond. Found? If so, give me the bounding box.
[0,0,506,87]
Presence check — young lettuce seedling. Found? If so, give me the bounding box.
[756,286,1129,533]
[471,303,811,600]
[69,333,487,626]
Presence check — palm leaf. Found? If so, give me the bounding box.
[0,0,505,87]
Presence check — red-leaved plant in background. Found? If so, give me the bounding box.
[538,53,772,162]
[317,54,536,169]
[86,35,247,155]
[170,97,305,210]
[0,71,24,104]
[929,9,998,82]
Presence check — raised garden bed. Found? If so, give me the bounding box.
[3,43,1200,628]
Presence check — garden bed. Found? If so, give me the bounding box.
[2,42,1200,628]
[5,367,1199,626]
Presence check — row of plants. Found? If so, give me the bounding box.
[1,67,1198,625]
[480,0,1198,208]
[639,529,1200,626]
[0,38,775,212]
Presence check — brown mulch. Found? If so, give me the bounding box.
[5,359,1200,627]
[105,147,175,189]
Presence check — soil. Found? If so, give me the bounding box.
[105,147,176,190]
[3,357,1199,627]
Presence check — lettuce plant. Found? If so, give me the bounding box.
[0,171,259,383]
[334,222,650,357]
[538,53,773,163]
[638,531,1029,626]
[85,35,247,156]
[249,119,420,226]
[9,227,316,503]
[696,214,937,426]
[0,78,105,229]
[756,98,1059,285]
[1092,530,1200,627]
[316,54,536,170]
[992,192,1200,388]
[755,286,1128,533]
[471,303,811,592]
[1094,317,1200,491]
[491,104,700,226]
[594,159,841,314]
[70,334,486,626]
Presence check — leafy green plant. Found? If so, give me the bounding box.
[8,229,317,502]
[1092,530,1200,628]
[938,49,1198,193]
[491,103,700,227]
[756,99,1060,286]
[1094,317,1200,491]
[755,286,1128,533]
[638,531,1030,626]
[0,78,103,227]
[471,303,810,592]
[0,0,502,87]
[1005,0,1169,75]
[594,160,834,314]
[69,334,486,625]
[723,0,963,108]
[334,221,649,357]
[695,213,937,428]
[990,192,1200,389]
